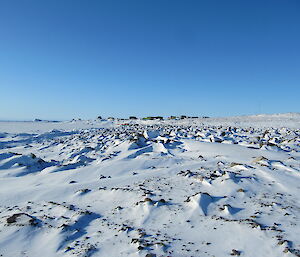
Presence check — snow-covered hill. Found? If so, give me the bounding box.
[0,114,299,257]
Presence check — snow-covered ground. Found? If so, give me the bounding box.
[0,114,299,257]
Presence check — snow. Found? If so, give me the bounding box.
[0,113,299,257]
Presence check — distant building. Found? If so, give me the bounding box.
[143,116,163,120]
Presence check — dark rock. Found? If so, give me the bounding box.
[230,249,241,256]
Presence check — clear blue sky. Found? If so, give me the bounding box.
[0,0,299,120]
